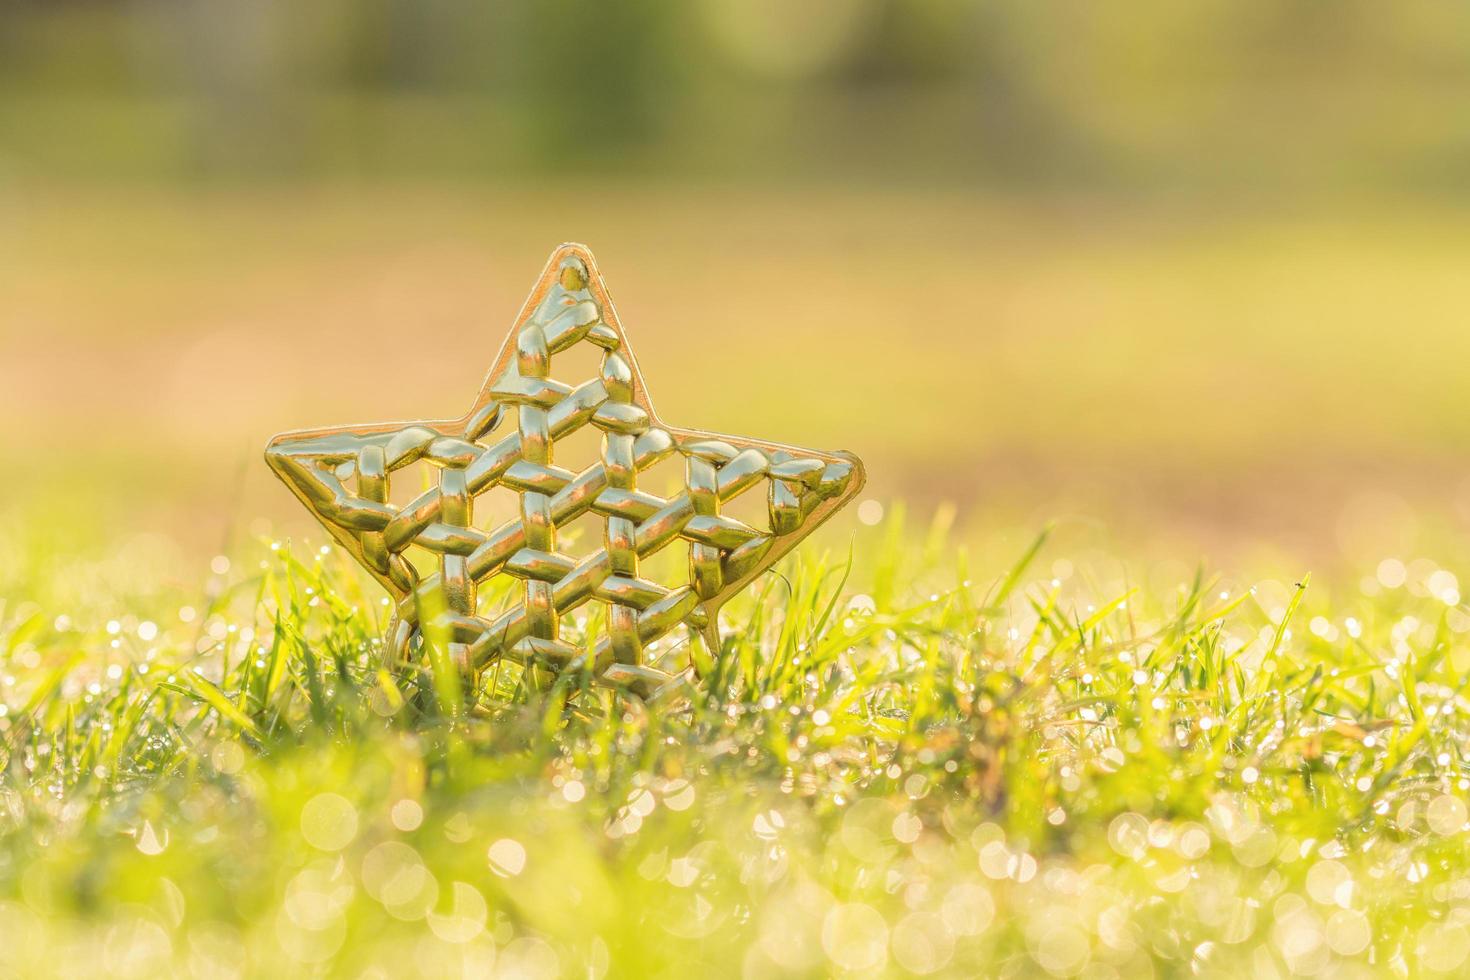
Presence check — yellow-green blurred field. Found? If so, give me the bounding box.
[10,0,1470,573]
[7,183,1470,573]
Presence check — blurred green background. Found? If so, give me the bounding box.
[6,0,1470,571]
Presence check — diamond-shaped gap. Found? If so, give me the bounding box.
[643,621,695,675]
[561,599,604,661]
[475,570,523,623]
[549,334,607,391]
[635,534,691,598]
[635,448,685,502]
[398,547,441,581]
[471,482,522,539]
[719,475,773,539]
[555,508,607,564]
[386,458,437,512]
[550,418,603,478]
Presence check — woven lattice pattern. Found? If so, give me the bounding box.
[266,244,864,696]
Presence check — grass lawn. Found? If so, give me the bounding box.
[3,512,1468,978]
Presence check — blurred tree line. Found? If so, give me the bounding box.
[2,0,1469,192]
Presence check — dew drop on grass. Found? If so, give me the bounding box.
[892,811,922,844]
[891,910,954,975]
[822,903,888,972]
[136,820,167,855]
[391,799,424,832]
[1427,795,1468,836]
[662,779,694,811]
[1108,813,1148,859]
[210,742,245,775]
[1326,909,1371,956]
[488,838,527,877]
[426,881,487,944]
[300,794,359,852]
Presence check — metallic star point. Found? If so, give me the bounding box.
[266,243,865,697]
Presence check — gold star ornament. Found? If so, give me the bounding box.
[266,244,864,698]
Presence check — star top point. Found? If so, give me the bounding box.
[267,243,864,697]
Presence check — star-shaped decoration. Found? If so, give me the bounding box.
[266,244,864,699]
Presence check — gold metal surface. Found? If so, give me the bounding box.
[265,244,864,699]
